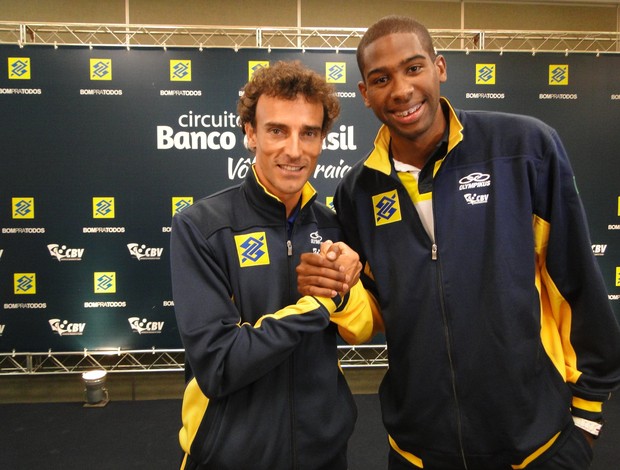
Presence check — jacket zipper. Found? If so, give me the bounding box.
[286,228,297,468]
[433,230,468,469]
[289,355,298,469]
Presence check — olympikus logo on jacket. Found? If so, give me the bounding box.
[458,172,491,190]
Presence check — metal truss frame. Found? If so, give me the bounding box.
[0,345,388,375]
[0,22,619,53]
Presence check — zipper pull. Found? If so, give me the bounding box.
[287,240,293,256]
[431,243,438,260]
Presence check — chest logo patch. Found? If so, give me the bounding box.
[235,232,270,267]
[372,190,402,226]
[458,172,491,206]
[458,172,491,190]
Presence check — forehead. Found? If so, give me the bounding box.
[255,94,323,125]
[362,32,430,74]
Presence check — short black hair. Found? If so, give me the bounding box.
[357,15,436,80]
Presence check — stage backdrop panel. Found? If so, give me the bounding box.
[0,45,618,352]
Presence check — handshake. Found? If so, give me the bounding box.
[296,241,362,298]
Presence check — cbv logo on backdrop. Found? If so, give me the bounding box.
[128,317,164,334]
[127,243,163,260]
[49,319,86,336]
[48,244,85,261]
[592,244,607,256]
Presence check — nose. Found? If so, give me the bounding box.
[284,134,302,158]
[391,75,414,101]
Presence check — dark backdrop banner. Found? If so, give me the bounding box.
[1,45,618,352]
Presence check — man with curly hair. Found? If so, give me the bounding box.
[170,60,373,470]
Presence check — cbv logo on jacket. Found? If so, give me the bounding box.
[464,193,489,205]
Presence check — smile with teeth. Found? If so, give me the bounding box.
[395,103,422,117]
[280,164,303,172]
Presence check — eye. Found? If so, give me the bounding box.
[268,127,284,135]
[300,130,321,141]
[372,75,389,86]
[407,65,422,74]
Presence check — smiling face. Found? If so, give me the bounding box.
[245,94,325,215]
[358,32,448,164]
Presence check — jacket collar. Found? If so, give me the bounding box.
[244,164,318,216]
[364,97,464,175]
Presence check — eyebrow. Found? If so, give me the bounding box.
[365,53,428,79]
[263,121,322,132]
[301,124,323,133]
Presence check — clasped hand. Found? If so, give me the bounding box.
[296,240,362,298]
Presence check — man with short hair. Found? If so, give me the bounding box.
[297,16,620,469]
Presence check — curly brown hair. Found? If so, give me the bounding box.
[237,60,340,136]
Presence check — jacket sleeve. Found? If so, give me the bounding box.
[332,175,386,342]
[329,280,379,345]
[170,212,342,399]
[535,126,620,422]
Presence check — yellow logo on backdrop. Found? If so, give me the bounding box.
[90,58,112,80]
[326,62,346,84]
[8,57,31,79]
[616,267,620,287]
[235,232,270,267]
[93,197,115,218]
[12,197,34,219]
[14,273,36,294]
[326,196,335,211]
[170,60,192,81]
[476,64,496,85]
[549,65,568,85]
[94,272,116,293]
[372,191,402,226]
[248,61,269,81]
[172,197,193,216]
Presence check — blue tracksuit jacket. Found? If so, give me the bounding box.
[170,167,372,470]
[335,98,620,469]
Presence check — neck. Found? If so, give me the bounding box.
[284,195,302,218]
[391,138,434,169]
[391,108,447,168]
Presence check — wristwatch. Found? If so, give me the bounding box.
[573,416,603,439]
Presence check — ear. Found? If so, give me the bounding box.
[358,80,371,108]
[434,55,448,84]
[244,122,257,150]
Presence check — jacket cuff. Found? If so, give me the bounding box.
[312,293,344,314]
[571,395,605,422]
[334,292,350,313]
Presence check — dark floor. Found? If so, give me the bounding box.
[1,393,619,469]
[1,370,619,469]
